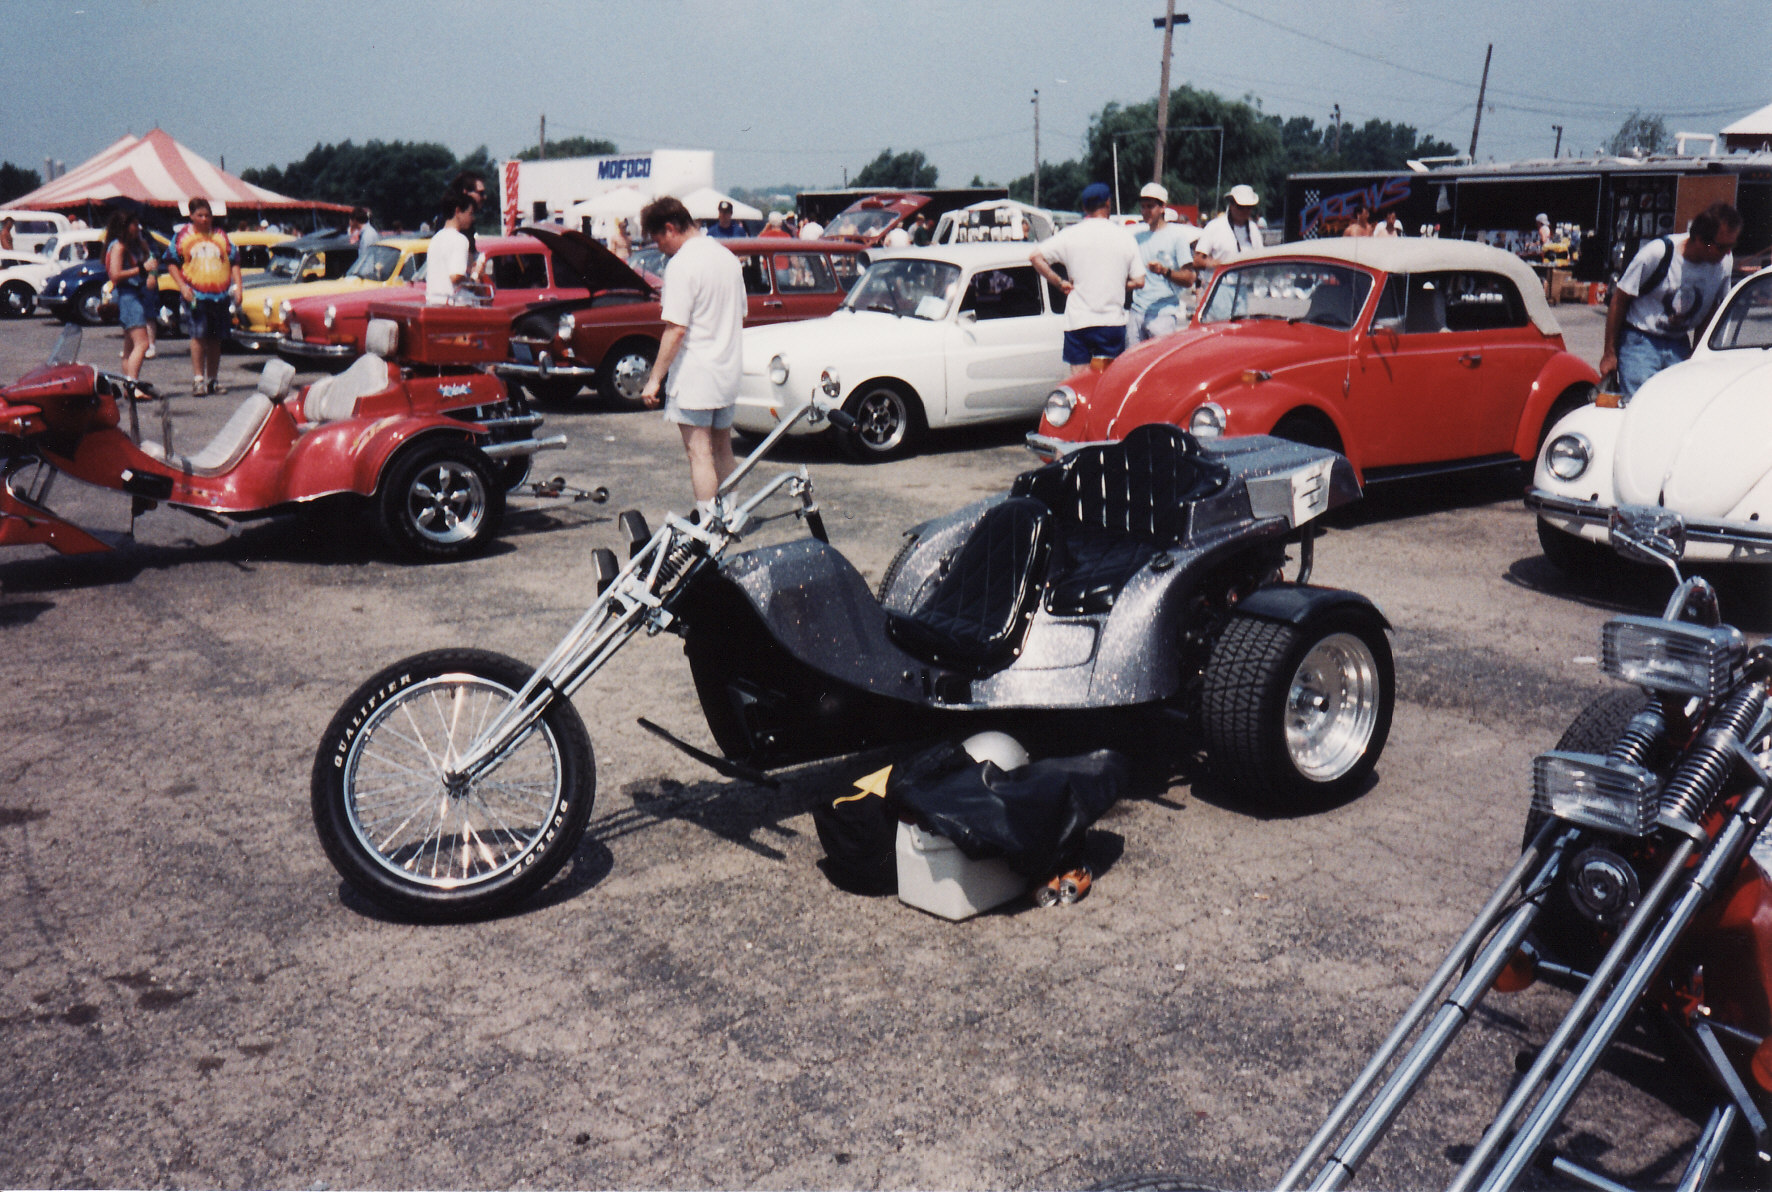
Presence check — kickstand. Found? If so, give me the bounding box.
[636,718,779,788]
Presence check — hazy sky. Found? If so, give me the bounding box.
[6,0,1768,198]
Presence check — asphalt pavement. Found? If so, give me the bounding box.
[0,304,1752,1190]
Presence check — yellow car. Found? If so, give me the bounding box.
[231,235,428,350]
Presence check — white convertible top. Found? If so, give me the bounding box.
[1239,237,1563,337]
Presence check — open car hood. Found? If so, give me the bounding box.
[519,223,654,298]
[1615,350,1772,516]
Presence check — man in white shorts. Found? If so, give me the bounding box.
[638,196,748,520]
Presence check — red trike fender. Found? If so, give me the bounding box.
[0,479,112,553]
[281,415,483,499]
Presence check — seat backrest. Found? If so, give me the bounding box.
[256,357,296,400]
[1012,423,1229,544]
[364,317,398,359]
[1304,281,1354,328]
[886,497,1050,672]
[1402,281,1446,334]
[302,352,396,422]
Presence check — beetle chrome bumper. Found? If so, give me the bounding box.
[229,328,280,352]
[494,358,598,381]
[1527,489,1772,556]
[275,336,355,359]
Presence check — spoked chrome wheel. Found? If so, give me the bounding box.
[343,672,564,888]
[841,385,918,460]
[312,649,596,920]
[1200,607,1395,806]
[1284,632,1382,782]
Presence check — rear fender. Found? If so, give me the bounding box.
[0,475,111,554]
[1511,353,1602,461]
[281,416,479,499]
[1236,582,1390,630]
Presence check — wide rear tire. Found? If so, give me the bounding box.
[311,649,596,921]
[0,281,33,318]
[1200,606,1393,807]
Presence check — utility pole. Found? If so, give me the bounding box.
[1468,44,1492,160]
[1152,6,1190,184]
[1551,124,1564,157]
[1032,89,1041,207]
[1331,104,1342,156]
[539,113,546,160]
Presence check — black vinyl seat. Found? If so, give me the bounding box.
[885,497,1050,673]
[1013,424,1229,614]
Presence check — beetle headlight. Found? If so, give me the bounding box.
[556,311,575,339]
[323,303,336,330]
[1043,385,1079,428]
[769,355,790,387]
[1600,615,1745,699]
[1545,433,1591,481]
[820,368,840,399]
[278,299,292,323]
[1532,751,1661,838]
[1189,402,1227,438]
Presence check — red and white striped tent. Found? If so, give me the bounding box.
[11,128,347,216]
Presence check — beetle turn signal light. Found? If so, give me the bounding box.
[1240,369,1271,384]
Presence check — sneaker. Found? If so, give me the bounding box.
[208,379,226,396]
[192,378,206,398]
[145,344,156,359]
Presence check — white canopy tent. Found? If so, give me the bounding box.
[564,186,648,224]
[678,186,761,221]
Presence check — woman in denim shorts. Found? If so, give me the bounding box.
[104,210,158,383]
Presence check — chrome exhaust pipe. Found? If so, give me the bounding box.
[479,434,567,460]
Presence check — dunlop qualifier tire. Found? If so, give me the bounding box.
[312,649,595,921]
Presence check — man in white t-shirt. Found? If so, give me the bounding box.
[1029,182,1144,365]
[425,193,479,305]
[1193,184,1264,272]
[638,196,748,518]
[1600,202,1740,396]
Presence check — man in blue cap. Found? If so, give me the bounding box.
[1030,181,1145,365]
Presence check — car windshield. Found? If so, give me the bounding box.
[824,209,898,240]
[1707,273,1772,350]
[842,258,962,319]
[1198,261,1374,329]
[265,247,308,280]
[347,244,403,282]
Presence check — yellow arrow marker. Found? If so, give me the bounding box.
[831,764,893,806]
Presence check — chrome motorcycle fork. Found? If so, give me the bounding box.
[1275,822,1574,1191]
[446,518,715,783]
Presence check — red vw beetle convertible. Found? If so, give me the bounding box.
[0,317,557,562]
[1031,239,1599,484]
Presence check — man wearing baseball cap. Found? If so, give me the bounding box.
[1030,181,1145,365]
[1194,184,1263,272]
[708,200,744,239]
[1129,182,1199,345]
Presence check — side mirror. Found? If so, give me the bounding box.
[958,310,977,325]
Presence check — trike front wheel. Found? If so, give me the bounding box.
[312,649,596,921]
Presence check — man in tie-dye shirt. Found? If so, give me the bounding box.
[167,197,243,396]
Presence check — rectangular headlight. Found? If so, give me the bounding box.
[1532,750,1660,837]
[1600,616,1744,699]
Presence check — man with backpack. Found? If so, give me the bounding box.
[1599,202,1740,396]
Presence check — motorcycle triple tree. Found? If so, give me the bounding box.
[1278,505,1772,1191]
[312,406,1395,921]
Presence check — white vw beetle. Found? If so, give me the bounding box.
[732,244,1067,459]
[1529,266,1772,569]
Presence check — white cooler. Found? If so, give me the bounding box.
[895,821,1026,921]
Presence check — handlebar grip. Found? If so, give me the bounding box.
[825,407,856,432]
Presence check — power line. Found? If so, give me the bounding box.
[1201,0,1752,118]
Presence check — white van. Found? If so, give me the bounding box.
[0,209,73,256]
[933,200,1058,246]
